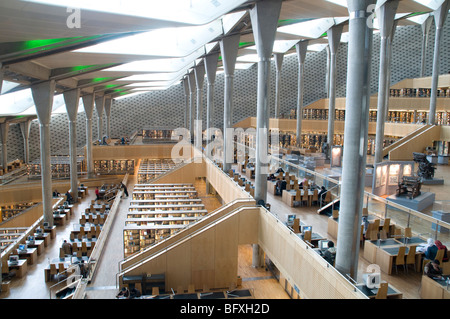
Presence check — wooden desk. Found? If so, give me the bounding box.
[17,247,38,265]
[327,217,339,239]
[246,168,255,180]
[44,256,89,282]
[356,283,403,299]
[44,226,57,239]
[26,239,45,255]
[297,232,326,248]
[6,259,27,278]
[35,232,50,246]
[363,238,424,275]
[53,213,67,226]
[281,189,314,207]
[420,275,450,299]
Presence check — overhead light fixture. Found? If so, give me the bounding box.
[22,0,249,25]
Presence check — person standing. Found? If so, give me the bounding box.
[121,182,129,198]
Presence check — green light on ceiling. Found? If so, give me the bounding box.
[20,35,104,53]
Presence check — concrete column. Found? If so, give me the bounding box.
[64,89,80,203]
[0,123,9,173]
[19,120,32,163]
[104,97,112,138]
[183,77,190,129]
[82,94,95,176]
[374,0,399,164]
[335,0,375,280]
[219,34,240,173]
[325,45,331,97]
[194,64,206,149]
[327,24,344,152]
[32,80,56,227]
[204,53,219,142]
[429,0,450,125]
[95,95,105,141]
[250,0,282,268]
[274,53,284,119]
[187,71,196,140]
[250,0,282,204]
[295,41,308,147]
[420,15,433,77]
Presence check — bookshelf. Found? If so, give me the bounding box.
[94,159,135,175]
[27,156,85,180]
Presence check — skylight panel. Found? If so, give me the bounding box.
[0,88,34,115]
[74,19,223,57]
[412,0,446,10]
[118,67,192,82]
[277,18,336,39]
[1,81,21,95]
[22,0,249,25]
[222,10,247,34]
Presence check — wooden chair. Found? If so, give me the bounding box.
[394,246,406,274]
[152,287,159,296]
[332,210,339,219]
[70,232,75,241]
[375,282,388,299]
[382,218,390,236]
[292,218,300,233]
[303,230,312,243]
[435,248,445,264]
[405,245,417,273]
[295,190,301,203]
[49,263,58,280]
[303,180,309,190]
[311,189,319,206]
[80,215,87,224]
[404,227,412,238]
[297,192,306,207]
[323,191,332,205]
[372,219,380,232]
[293,182,299,190]
[58,263,66,274]
[379,230,388,240]
[362,207,369,217]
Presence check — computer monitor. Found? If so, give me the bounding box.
[301,225,312,233]
[43,222,50,228]
[9,255,19,265]
[18,244,26,252]
[36,227,43,234]
[287,215,296,225]
[363,272,381,289]
[27,235,35,244]
[318,240,328,251]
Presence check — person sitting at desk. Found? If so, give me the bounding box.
[267,174,276,181]
[318,186,327,204]
[276,167,284,174]
[61,240,73,256]
[116,287,130,298]
[275,179,286,195]
[425,239,438,261]
[424,259,444,280]
[361,216,369,239]
[52,189,61,197]
[65,191,74,204]
[435,240,449,262]
[95,187,100,200]
[129,287,141,299]
[323,241,336,266]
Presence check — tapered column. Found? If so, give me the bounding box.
[187,71,196,140]
[194,64,206,149]
[374,0,399,164]
[19,120,32,163]
[204,53,219,141]
[104,97,112,138]
[250,0,282,268]
[183,77,190,129]
[32,80,56,227]
[95,95,105,141]
[327,24,344,152]
[420,15,433,77]
[325,45,331,97]
[82,94,95,176]
[295,41,308,147]
[274,53,284,119]
[64,89,80,203]
[250,0,282,204]
[335,0,375,280]
[219,34,240,173]
[429,0,450,125]
[0,123,9,173]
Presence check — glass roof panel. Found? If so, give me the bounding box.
[277,18,336,39]
[412,0,446,10]
[117,67,192,82]
[22,0,248,25]
[74,19,223,57]
[0,88,35,115]
[1,81,21,95]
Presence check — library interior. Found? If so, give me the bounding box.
[0,0,450,301]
